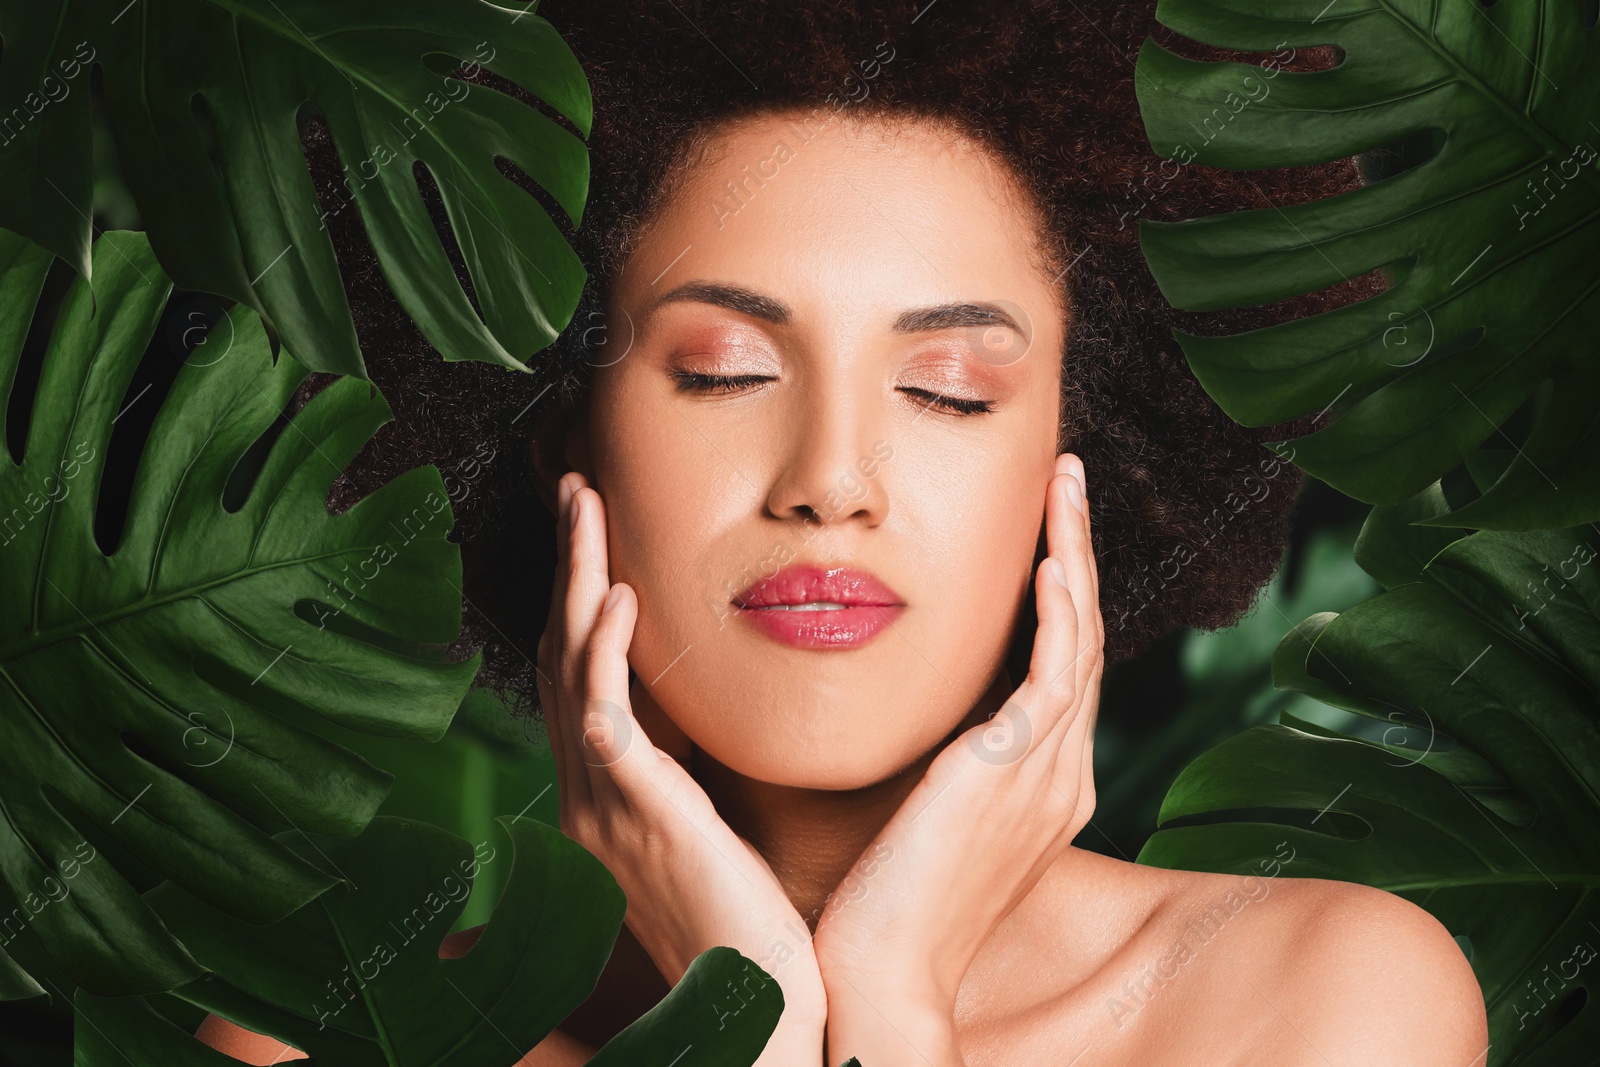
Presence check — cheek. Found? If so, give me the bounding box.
[600,477,715,669]
[905,468,1042,668]
[593,417,747,676]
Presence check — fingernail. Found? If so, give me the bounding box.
[1048,557,1069,588]
[602,584,623,614]
[1063,473,1085,513]
[569,489,582,532]
[557,476,573,526]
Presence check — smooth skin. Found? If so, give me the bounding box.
[200,109,1487,1066]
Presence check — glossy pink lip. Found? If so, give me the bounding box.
[733,564,906,649]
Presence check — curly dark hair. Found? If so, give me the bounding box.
[295,0,1367,720]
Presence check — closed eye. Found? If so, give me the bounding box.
[897,387,994,416]
[670,372,993,416]
[669,371,773,394]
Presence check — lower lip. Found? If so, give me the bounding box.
[736,604,905,649]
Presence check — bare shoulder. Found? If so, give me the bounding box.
[1154,868,1489,1066]
[194,925,597,1067]
[1263,877,1488,1065]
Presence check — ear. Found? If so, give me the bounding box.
[526,395,595,519]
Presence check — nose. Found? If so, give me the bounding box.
[763,374,890,529]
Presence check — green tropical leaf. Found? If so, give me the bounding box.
[1093,513,1380,853]
[583,945,783,1067]
[0,0,591,377]
[1351,481,1467,589]
[330,684,561,930]
[1139,515,1600,1064]
[72,817,784,1066]
[0,228,478,998]
[1135,0,1600,529]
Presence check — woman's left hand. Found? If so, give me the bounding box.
[812,453,1103,1062]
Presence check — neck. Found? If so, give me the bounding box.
[673,669,1013,931]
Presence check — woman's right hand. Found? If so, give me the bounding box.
[538,472,826,1062]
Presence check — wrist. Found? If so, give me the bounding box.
[823,977,962,1067]
[756,995,827,1067]
[814,923,963,1015]
[752,944,828,1067]
[817,952,960,1026]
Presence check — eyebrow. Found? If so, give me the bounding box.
[644,280,1025,336]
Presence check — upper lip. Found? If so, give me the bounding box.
[734,563,905,609]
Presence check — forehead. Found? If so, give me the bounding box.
[615,108,1065,335]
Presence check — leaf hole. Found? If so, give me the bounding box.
[221,398,292,514]
[1149,29,1347,73]
[5,256,77,468]
[1173,262,1392,346]
[294,99,319,136]
[495,154,580,237]
[93,290,203,556]
[299,109,365,241]
[1357,128,1447,184]
[1495,375,1553,451]
[410,159,486,323]
[420,50,590,140]
[119,729,203,792]
[1458,784,1537,829]
[1521,984,1589,1059]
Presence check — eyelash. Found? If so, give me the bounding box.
[668,371,994,416]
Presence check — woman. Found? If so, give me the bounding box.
[201,1,1488,1063]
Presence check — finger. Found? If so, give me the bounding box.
[560,480,614,794]
[547,472,586,673]
[1044,452,1076,563]
[1053,455,1101,699]
[1043,456,1101,824]
[536,628,572,794]
[1052,665,1100,830]
[542,471,580,687]
[1071,455,1104,657]
[1023,468,1091,735]
[538,473,577,789]
[578,582,646,800]
[1078,667,1099,818]
[564,484,613,678]
[1068,652,1101,777]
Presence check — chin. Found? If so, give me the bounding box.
[719,750,923,792]
[685,699,945,792]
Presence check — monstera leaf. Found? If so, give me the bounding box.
[0,229,478,999]
[1093,514,1379,854]
[0,0,590,377]
[326,684,562,930]
[1136,0,1600,529]
[72,817,784,1067]
[1139,505,1600,1064]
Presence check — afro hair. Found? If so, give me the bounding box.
[295,0,1371,719]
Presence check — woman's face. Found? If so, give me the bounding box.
[580,109,1067,790]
